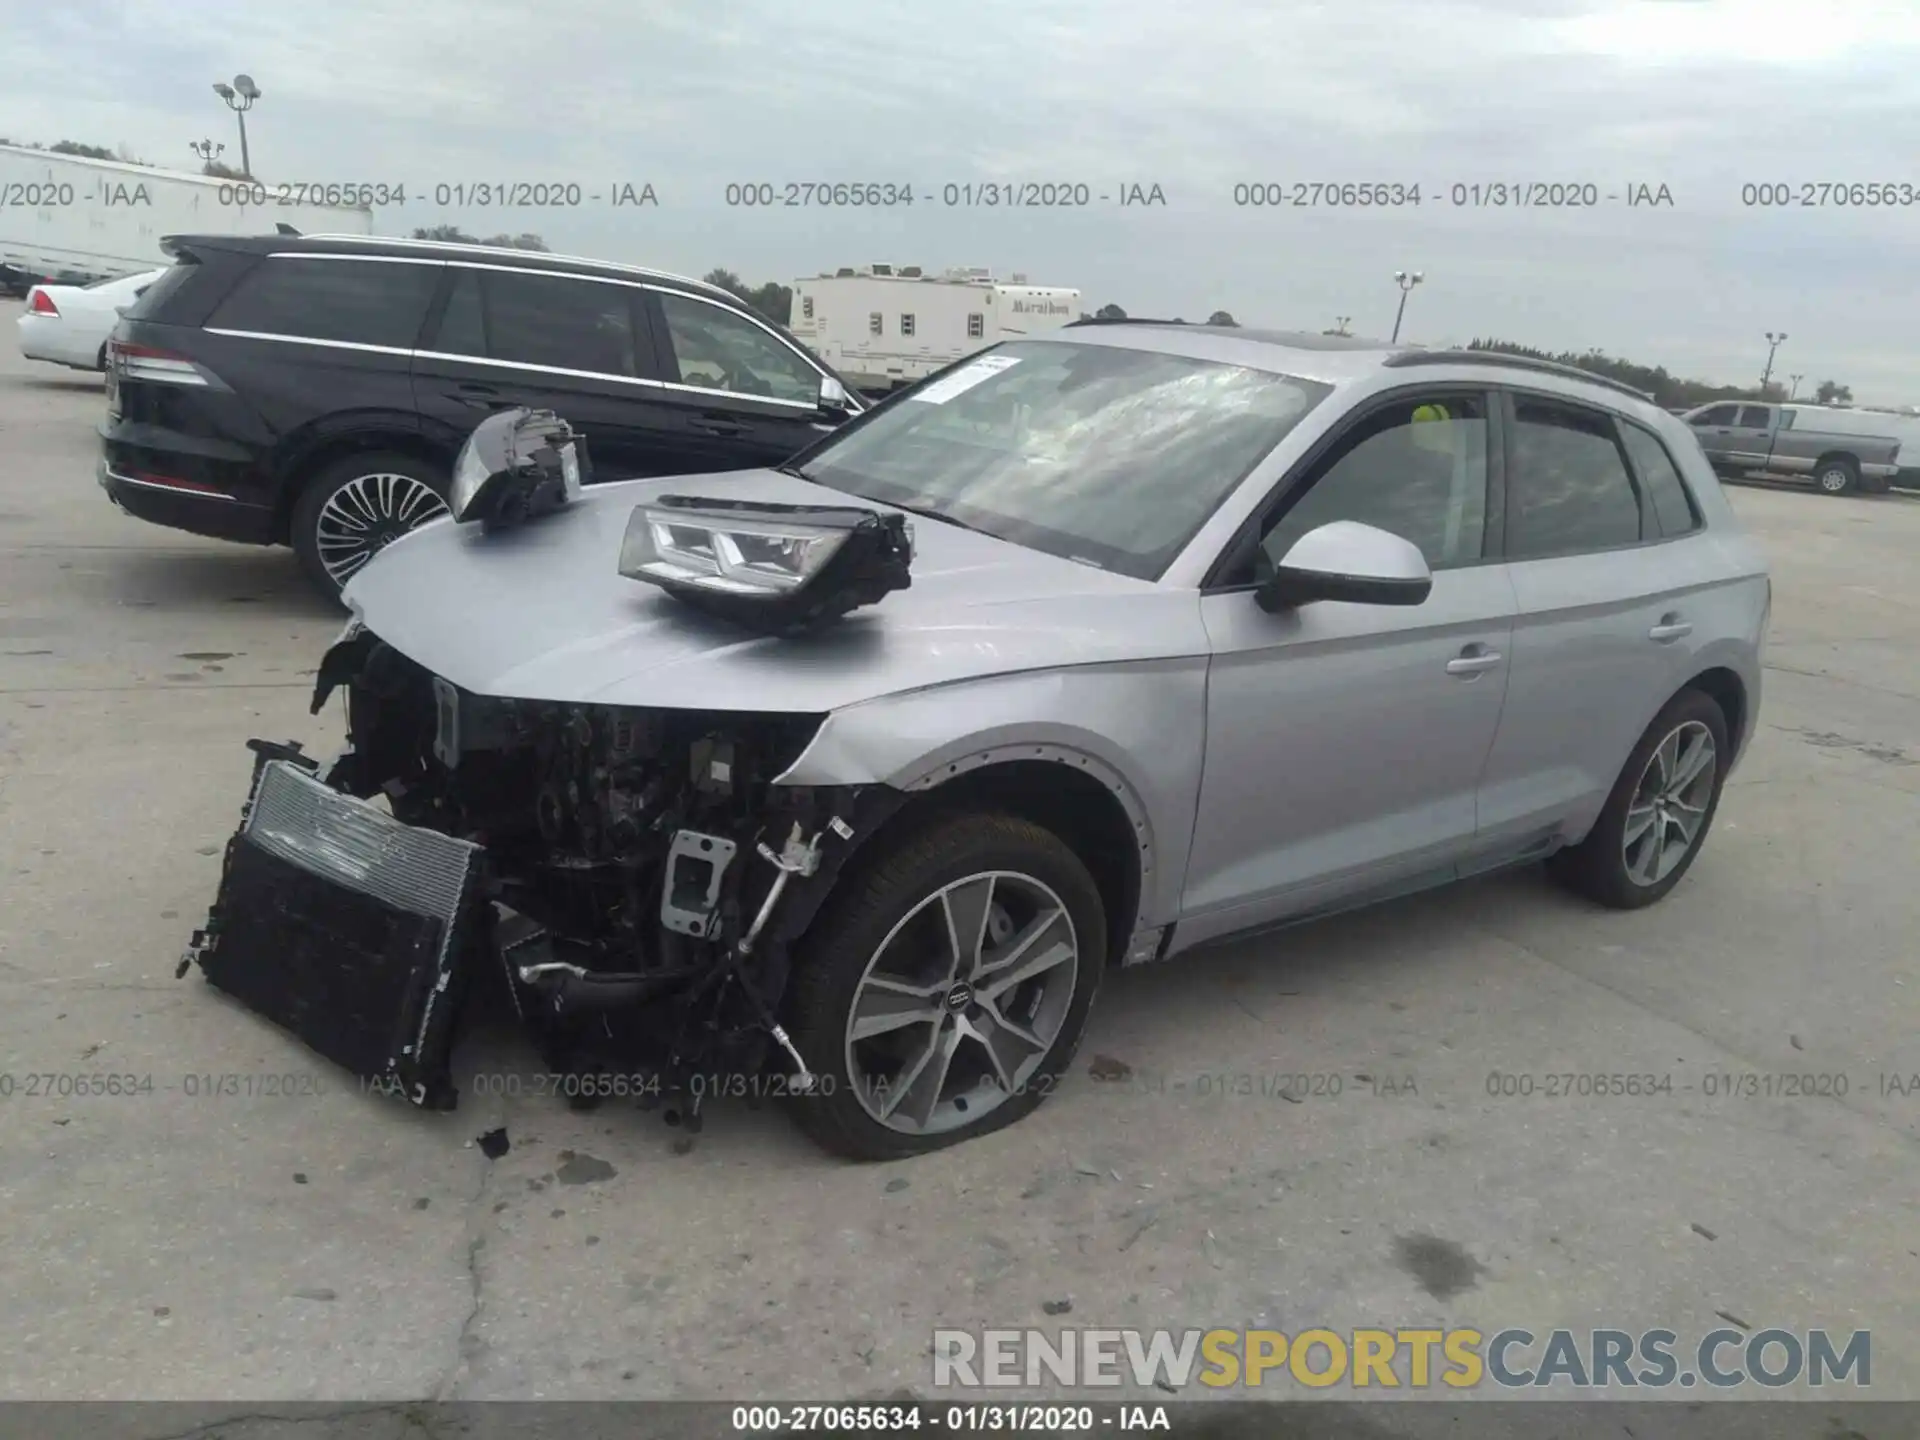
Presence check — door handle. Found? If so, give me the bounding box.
[1445,643,1503,677]
[453,381,507,409]
[1649,614,1692,643]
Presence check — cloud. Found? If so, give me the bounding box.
[5,0,1917,398]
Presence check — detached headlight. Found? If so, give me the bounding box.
[619,496,914,635]
[451,406,589,530]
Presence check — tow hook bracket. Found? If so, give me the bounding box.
[660,830,738,937]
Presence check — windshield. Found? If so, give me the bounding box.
[796,340,1331,579]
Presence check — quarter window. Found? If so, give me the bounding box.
[1254,394,1489,577]
[1507,398,1644,557]
[1620,424,1700,537]
[656,292,821,403]
[206,256,439,349]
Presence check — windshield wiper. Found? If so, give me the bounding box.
[883,499,997,539]
[773,462,812,480]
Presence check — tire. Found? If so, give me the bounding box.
[1814,456,1859,495]
[290,451,451,604]
[785,811,1107,1161]
[1547,688,1731,910]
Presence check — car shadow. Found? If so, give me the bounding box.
[100,546,341,621]
[18,372,105,390]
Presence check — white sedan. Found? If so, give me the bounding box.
[16,268,166,371]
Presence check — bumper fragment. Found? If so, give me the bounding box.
[182,750,487,1108]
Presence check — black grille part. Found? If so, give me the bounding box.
[193,837,475,1109]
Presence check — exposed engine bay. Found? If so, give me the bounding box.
[179,623,904,1136]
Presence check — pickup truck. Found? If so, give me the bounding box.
[1681,401,1900,495]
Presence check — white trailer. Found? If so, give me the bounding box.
[787,265,1081,393]
[1,145,373,293]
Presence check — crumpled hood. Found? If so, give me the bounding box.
[343,468,1203,712]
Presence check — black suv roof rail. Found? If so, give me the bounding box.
[293,233,738,302]
[1382,348,1655,401]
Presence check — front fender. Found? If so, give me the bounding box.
[775,658,1208,927]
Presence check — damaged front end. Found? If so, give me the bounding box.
[180,624,896,1125]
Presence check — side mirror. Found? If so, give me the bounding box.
[1254,520,1433,612]
[451,406,592,531]
[818,375,856,416]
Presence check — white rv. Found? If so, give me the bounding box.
[787,265,1081,393]
[1,144,373,293]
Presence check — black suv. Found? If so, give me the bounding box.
[99,233,865,599]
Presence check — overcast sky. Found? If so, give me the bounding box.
[9,0,1920,401]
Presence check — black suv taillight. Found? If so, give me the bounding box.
[108,339,220,388]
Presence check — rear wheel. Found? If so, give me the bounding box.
[1547,689,1730,910]
[785,812,1106,1161]
[291,451,450,604]
[1815,456,1859,495]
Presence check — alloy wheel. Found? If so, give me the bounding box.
[1622,719,1718,886]
[845,870,1080,1135]
[314,472,449,586]
[1818,467,1851,493]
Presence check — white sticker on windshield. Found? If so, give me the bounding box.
[908,353,1022,404]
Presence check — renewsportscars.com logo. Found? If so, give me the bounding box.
[932,1327,1871,1391]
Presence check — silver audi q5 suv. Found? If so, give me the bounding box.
[180,322,1770,1160]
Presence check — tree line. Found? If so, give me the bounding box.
[1462,338,1854,409]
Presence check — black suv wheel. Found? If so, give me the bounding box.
[291,451,451,603]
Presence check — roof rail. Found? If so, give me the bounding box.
[1382,348,1655,401]
[292,233,735,301]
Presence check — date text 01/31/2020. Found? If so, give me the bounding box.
[1231,181,1676,208]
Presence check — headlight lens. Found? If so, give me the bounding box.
[621,507,849,594]
[616,495,916,635]
[450,439,493,521]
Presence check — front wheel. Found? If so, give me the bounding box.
[784,812,1107,1161]
[1547,689,1730,910]
[291,451,451,604]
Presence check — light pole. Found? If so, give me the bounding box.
[188,139,225,171]
[211,74,261,177]
[1760,330,1787,392]
[1787,373,1802,400]
[1390,270,1423,344]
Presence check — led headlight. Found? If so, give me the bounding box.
[619,495,914,635]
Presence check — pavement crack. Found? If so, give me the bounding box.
[434,1098,508,1401]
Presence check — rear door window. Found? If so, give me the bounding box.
[205,256,440,348]
[479,270,640,377]
[1506,396,1646,557]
